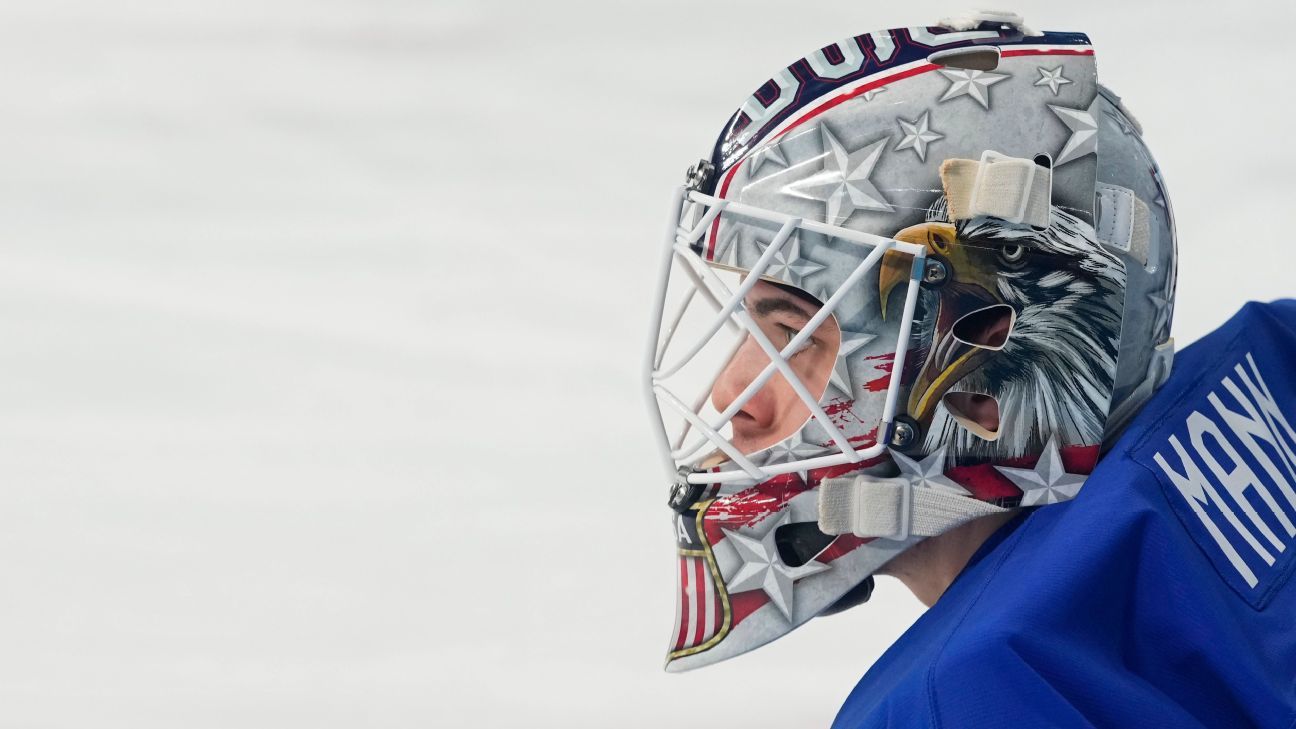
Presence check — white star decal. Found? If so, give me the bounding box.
[1034,65,1071,96]
[713,225,741,266]
[748,141,788,176]
[1105,110,1137,136]
[894,111,943,162]
[754,231,825,288]
[937,68,1009,109]
[722,510,830,621]
[1049,95,1102,167]
[1147,289,1172,337]
[1151,166,1170,209]
[828,328,878,396]
[995,435,1087,505]
[756,429,822,484]
[890,445,970,495]
[786,125,893,225]
[861,86,887,102]
[758,429,821,465]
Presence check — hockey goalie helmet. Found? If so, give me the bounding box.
[645,13,1177,671]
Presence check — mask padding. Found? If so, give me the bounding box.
[952,304,1015,350]
[943,392,1002,441]
[927,47,1000,71]
[821,576,875,616]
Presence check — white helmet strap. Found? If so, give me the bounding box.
[818,474,1008,541]
[941,151,1053,228]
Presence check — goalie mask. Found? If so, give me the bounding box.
[645,13,1177,672]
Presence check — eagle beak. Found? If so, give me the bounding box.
[878,223,956,318]
[878,222,1007,426]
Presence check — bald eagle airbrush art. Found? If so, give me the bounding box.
[880,201,1125,464]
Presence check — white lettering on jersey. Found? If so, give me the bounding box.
[1153,353,1296,588]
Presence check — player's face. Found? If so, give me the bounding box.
[711,280,841,454]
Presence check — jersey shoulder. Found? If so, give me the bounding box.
[930,299,1296,728]
[839,300,1296,728]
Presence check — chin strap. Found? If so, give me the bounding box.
[818,475,1008,541]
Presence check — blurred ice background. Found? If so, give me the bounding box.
[0,0,1292,726]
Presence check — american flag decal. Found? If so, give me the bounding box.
[669,502,731,659]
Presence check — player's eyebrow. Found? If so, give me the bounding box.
[749,296,815,322]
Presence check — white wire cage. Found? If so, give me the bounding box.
[645,186,929,487]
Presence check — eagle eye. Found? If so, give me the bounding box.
[998,244,1027,267]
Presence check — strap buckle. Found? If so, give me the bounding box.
[874,478,913,541]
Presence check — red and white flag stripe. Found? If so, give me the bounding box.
[673,555,722,653]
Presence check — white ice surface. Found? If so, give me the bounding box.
[0,0,1293,726]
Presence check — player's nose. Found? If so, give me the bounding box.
[711,337,778,433]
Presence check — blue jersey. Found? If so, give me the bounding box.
[834,300,1296,729]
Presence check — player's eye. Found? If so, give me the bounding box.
[778,324,816,355]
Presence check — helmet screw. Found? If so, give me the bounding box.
[889,418,920,449]
[668,476,705,513]
[922,258,949,287]
[684,159,715,191]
